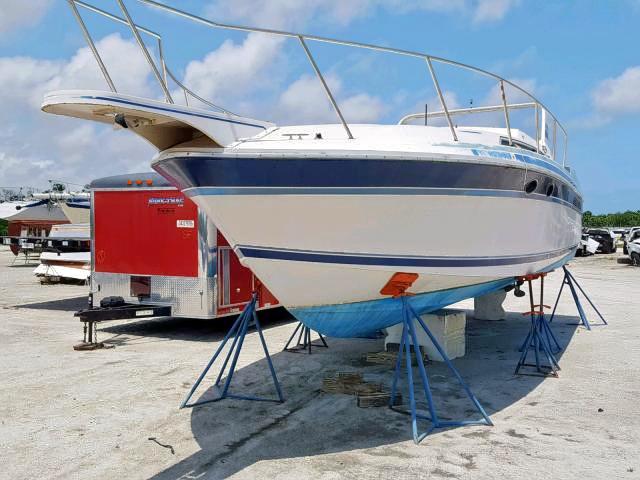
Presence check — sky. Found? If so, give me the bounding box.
[0,0,639,213]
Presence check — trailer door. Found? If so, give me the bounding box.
[217,232,253,310]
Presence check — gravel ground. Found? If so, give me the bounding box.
[0,247,638,479]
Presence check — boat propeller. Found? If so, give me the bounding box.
[505,280,526,297]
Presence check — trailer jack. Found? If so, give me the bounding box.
[73,320,108,351]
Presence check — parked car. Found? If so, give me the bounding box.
[627,229,640,266]
[584,228,617,254]
[623,226,640,255]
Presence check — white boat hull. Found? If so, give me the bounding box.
[189,193,580,308]
[150,137,583,337]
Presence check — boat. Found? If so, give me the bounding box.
[41,1,582,337]
[33,223,91,282]
[32,192,91,225]
[0,201,30,220]
[0,189,33,220]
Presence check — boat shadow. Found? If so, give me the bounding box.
[99,307,294,344]
[149,311,583,480]
[15,295,88,312]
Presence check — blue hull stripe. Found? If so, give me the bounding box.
[79,95,268,130]
[236,245,577,268]
[155,156,583,211]
[515,153,575,187]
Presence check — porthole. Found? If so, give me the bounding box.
[545,184,554,197]
[524,179,538,194]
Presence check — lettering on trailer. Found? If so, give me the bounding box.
[148,197,184,206]
[149,197,185,216]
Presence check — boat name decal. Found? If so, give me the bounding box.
[470,148,513,160]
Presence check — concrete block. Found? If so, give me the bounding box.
[474,289,507,321]
[385,309,466,361]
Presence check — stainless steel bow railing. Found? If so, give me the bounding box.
[68,0,236,115]
[65,0,569,166]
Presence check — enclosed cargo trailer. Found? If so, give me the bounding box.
[86,172,279,320]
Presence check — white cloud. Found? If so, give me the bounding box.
[43,33,158,101]
[275,74,385,124]
[0,33,158,109]
[572,66,640,129]
[204,0,376,30]
[472,0,521,23]
[592,66,640,116]
[341,94,386,123]
[0,56,61,106]
[179,33,284,104]
[0,0,52,37]
[0,34,156,190]
[204,0,519,29]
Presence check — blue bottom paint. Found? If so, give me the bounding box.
[290,251,577,338]
[290,278,514,338]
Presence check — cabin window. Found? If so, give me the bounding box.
[525,179,538,194]
[500,138,537,152]
[545,184,554,197]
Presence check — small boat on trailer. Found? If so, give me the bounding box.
[34,223,91,282]
[32,192,91,225]
[42,0,582,339]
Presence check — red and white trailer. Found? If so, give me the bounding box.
[84,172,279,323]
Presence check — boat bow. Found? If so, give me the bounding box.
[42,90,274,150]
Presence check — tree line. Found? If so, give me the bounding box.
[583,210,640,228]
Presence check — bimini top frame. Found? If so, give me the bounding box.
[66,0,569,167]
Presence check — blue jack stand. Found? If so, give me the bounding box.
[181,293,284,408]
[389,296,493,444]
[283,322,328,354]
[549,265,607,330]
[518,274,562,355]
[515,274,560,377]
